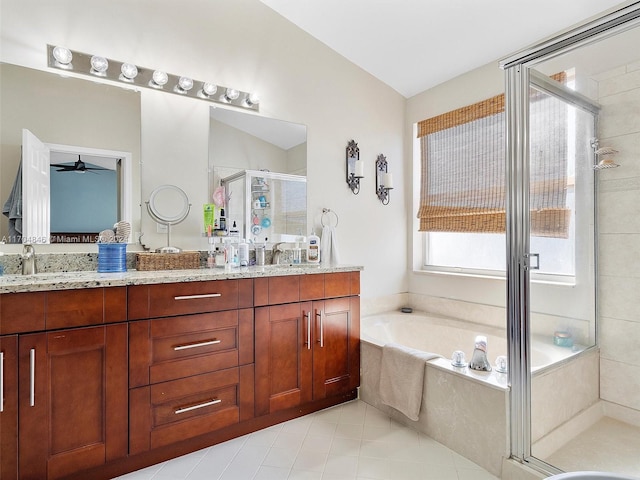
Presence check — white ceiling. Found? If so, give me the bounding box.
[260,0,630,98]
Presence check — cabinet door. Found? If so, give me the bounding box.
[0,335,18,480]
[312,297,360,400]
[255,303,312,416]
[18,324,128,480]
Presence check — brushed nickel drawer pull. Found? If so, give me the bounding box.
[173,339,221,351]
[175,398,221,414]
[0,352,4,413]
[316,310,324,348]
[305,311,311,350]
[174,293,222,300]
[29,348,35,407]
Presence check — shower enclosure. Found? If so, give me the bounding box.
[220,169,306,244]
[503,3,640,477]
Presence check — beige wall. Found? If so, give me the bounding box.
[0,0,406,299]
[596,59,640,414]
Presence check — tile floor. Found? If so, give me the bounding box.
[113,400,500,480]
[544,416,640,477]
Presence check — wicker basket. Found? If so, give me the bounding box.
[135,252,201,271]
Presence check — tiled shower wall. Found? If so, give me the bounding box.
[595,59,640,415]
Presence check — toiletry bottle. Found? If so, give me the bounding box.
[307,231,320,263]
[238,239,249,266]
[214,246,226,268]
[219,208,227,232]
[229,221,239,238]
[207,226,215,268]
[293,242,301,264]
[255,243,265,266]
[225,241,237,268]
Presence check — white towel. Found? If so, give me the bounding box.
[379,343,440,421]
[320,225,341,265]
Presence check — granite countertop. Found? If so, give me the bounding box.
[0,264,363,294]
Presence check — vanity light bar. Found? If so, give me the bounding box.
[47,45,259,111]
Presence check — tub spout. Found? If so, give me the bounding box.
[469,335,492,371]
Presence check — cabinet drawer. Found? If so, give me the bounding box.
[0,292,45,334]
[0,288,127,334]
[46,287,127,329]
[254,275,300,306]
[129,309,254,387]
[129,365,254,453]
[128,279,253,319]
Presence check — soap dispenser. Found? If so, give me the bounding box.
[307,231,320,263]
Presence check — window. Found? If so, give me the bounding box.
[417,73,579,277]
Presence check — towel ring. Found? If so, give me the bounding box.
[321,208,339,227]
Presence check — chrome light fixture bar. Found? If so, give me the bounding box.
[47,45,259,111]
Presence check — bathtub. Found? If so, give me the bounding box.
[361,311,584,374]
[358,310,590,476]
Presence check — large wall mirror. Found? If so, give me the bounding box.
[0,63,141,245]
[208,107,308,243]
[0,62,308,250]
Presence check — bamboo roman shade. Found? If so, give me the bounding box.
[417,75,570,238]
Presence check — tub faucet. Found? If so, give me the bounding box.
[469,335,492,371]
[22,244,37,275]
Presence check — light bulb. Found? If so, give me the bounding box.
[177,76,193,92]
[201,82,217,96]
[224,88,240,101]
[151,70,168,87]
[90,56,109,75]
[120,63,138,81]
[245,92,260,107]
[52,46,73,66]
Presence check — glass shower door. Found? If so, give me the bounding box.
[526,76,597,462]
[504,5,640,476]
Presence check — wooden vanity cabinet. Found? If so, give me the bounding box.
[127,279,255,454]
[255,272,360,416]
[0,335,19,480]
[1,271,359,480]
[0,288,128,480]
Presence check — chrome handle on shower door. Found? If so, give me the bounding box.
[316,310,324,348]
[524,253,540,271]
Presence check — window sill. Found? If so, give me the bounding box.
[414,268,576,287]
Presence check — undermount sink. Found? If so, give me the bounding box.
[262,263,319,269]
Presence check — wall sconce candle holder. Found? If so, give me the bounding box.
[375,154,393,205]
[346,139,363,194]
[47,45,259,111]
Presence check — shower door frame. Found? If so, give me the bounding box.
[500,2,640,475]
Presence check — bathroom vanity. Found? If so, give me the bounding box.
[0,265,361,480]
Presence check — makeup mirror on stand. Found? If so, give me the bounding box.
[146,185,191,253]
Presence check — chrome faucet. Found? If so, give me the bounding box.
[22,244,37,275]
[469,335,492,371]
[271,242,285,264]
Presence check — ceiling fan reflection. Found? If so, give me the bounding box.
[51,155,109,174]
